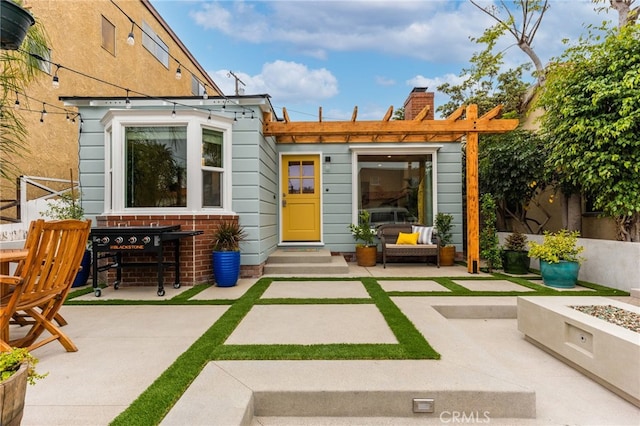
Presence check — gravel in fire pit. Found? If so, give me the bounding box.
[570,305,640,333]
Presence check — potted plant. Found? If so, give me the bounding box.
[502,230,530,274]
[0,0,36,51]
[435,212,455,266]
[211,220,246,287]
[528,229,585,288]
[349,210,377,267]
[0,348,46,425]
[42,191,92,288]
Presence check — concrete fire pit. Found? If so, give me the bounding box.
[517,296,639,407]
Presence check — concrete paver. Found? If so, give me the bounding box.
[18,263,640,425]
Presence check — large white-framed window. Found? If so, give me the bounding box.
[351,145,441,227]
[102,110,233,214]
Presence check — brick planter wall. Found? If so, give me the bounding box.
[95,214,251,287]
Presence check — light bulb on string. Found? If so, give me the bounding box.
[171,103,176,118]
[52,66,60,89]
[175,65,182,80]
[207,110,212,121]
[125,90,131,109]
[202,87,208,100]
[127,22,135,46]
[41,103,47,117]
[14,92,19,109]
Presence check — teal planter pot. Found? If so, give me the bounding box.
[540,260,580,288]
[1,0,35,50]
[212,251,240,287]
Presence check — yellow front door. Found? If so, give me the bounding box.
[282,155,321,241]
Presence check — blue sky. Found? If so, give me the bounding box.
[150,1,614,120]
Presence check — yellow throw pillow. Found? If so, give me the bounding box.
[396,232,419,245]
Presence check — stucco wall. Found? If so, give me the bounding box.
[3,0,219,220]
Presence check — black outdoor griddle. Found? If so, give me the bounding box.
[89,225,203,297]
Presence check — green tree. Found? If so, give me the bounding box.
[469,0,550,87]
[479,130,550,233]
[479,193,502,272]
[536,24,640,241]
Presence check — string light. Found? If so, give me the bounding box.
[14,91,20,109]
[175,64,182,80]
[127,21,135,46]
[52,65,60,89]
[39,103,47,123]
[20,51,256,122]
[171,103,176,118]
[207,110,211,121]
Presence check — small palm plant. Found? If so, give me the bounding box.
[212,221,246,252]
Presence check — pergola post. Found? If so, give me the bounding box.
[465,105,480,273]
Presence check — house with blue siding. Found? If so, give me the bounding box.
[64,87,513,286]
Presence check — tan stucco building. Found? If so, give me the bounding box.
[2,0,221,218]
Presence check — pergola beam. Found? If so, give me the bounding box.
[264,118,518,139]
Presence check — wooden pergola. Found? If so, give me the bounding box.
[263,104,519,273]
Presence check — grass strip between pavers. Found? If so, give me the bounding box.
[109,278,272,426]
[110,277,440,425]
[85,273,628,425]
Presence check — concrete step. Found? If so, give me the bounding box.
[267,248,333,264]
[264,255,350,275]
[167,362,536,425]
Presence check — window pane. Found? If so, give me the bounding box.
[101,16,115,56]
[358,155,433,226]
[288,162,300,176]
[125,127,187,207]
[302,161,314,176]
[302,178,314,193]
[202,128,222,167]
[142,21,169,68]
[202,170,222,207]
[288,178,300,194]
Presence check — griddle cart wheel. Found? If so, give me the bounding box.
[173,283,181,289]
[94,288,101,297]
[114,281,120,290]
[157,289,165,297]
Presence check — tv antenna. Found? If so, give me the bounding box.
[227,71,246,96]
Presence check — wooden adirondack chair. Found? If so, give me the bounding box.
[0,219,91,352]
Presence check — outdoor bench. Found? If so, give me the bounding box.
[377,223,440,268]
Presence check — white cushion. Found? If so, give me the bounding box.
[412,225,433,245]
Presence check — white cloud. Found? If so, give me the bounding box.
[375,76,396,86]
[190,1,487,62]
[211,60,338,103]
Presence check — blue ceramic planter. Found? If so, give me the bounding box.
[540,260,580,288]
[71,250,92,288]
[212,251,240,287]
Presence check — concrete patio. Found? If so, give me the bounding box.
[18,263,640,425]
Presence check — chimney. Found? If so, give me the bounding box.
[403,87,434,120]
